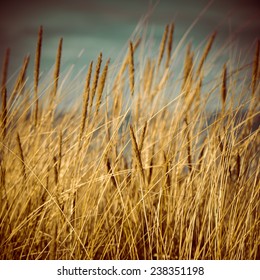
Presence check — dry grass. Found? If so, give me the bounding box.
[0,22,259,260]
[33,26,43,127]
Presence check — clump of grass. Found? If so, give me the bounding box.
[0,19,259,260]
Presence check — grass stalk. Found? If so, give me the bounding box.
[33,26,43,127]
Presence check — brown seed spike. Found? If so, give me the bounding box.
[53,38,63,99]
[53,156,58,185]
[58,130,62,172]
[196,31,217,78]
[181,43,193,94]
[33,26,43,126]
[16,133,27,181]
[128,41,135,96]
[1,48,10,91]
[1,86,7,139]
[12,55,30,96]
[184,116,192,173]
[34,26,43,93]
[79,61,93,142]
[53,38,63,97]
[166,23,174,68]
[7,55,29,109]
[157,24,169,69]
[221,64,227,111]
[48,38,62,127]
[251,39,259,96]
[84,61,93,95]
[95,58,110,115]
[113,37,140,91]
[90,53,102,109]
[236,152,241,180]
[20,56,30,88]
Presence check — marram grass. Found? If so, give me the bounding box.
[0,22,259,260]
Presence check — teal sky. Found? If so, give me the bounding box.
[0,0,259,82]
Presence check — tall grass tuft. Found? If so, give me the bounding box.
[0,21,259,260]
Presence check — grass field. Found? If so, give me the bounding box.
[0,22,259,260]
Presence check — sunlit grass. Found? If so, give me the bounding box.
[0,21,259,260]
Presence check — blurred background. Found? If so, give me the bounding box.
[0,0,259,83]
